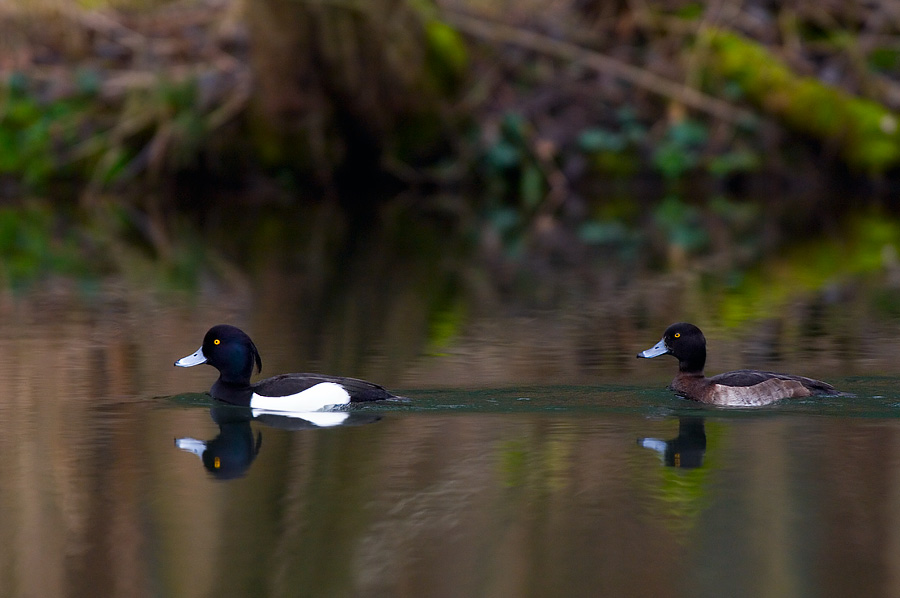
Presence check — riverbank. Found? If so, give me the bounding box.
[1,0,899,307]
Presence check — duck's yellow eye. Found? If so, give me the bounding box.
[674,332,680,338]
[213,339,220,345]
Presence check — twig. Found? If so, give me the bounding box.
[443,10,756,125]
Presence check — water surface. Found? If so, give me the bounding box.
[3,197,900,597]
[2,323,900,598]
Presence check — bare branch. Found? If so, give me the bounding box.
[443,10,757,124]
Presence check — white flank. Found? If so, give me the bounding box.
[250,381,351,413]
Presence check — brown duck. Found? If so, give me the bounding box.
[637,322,838,407]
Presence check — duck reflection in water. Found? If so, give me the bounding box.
[176,406,262,480]
[176,405,382,479]
[637,417,707,469]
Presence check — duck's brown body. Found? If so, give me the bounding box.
[638,323,838,407]
[671,370,835,407]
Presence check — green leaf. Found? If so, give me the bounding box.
[519,164,544,209]
[578,128,626,153]
[500,112,527,144]
[653,144,697,179]
[708,149,760,176]
[485,141,521,171]
[667,119,708,147]
[578,220,628,245]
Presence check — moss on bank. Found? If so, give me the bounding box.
[700,29,900,174]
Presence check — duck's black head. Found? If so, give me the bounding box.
[175,324,262,385]
[636,322,707,373]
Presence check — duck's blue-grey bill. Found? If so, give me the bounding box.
[638,437,667,454]
[175,437,206,458]
[175,347,207,367]
[637,338,668,359]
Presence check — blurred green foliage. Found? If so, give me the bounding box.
[707,148,760,177]
[426,297,467,355]
[0,203,95,289]
[0,72,210,192]
[701,29,900,173]
[653,195,709,252]
[718,211,900,327]
[0,73,93,190]
[649,420,724,538]
[579,110,760,181]
[499,432,573,494]
[652,120,708,180]
[578,107,647,177]
[0,199,217,293]
[483,112,546,210]
[424,20,469,95]
[868,47,900,73]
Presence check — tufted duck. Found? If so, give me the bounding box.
[637,322,838,406]
[175,325,399,412]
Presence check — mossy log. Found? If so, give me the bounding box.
[700,29,900,174]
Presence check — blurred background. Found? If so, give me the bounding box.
[0,0,899,382]
[1,1,900,596]
[0,0,899,386]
